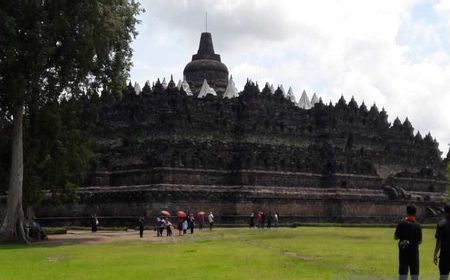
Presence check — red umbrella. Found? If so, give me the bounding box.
[197,211,205,216]
[161,210,170,217]
[177,211,186,218]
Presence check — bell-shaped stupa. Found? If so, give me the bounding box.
[183,32,229,96]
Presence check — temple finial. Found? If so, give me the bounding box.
[193,32,219,61]
[205,12,208,32]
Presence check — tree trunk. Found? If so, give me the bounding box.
[0,104,28,243]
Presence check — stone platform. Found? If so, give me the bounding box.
[33,168,447,227]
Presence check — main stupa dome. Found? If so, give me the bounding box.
[183,32,229,95]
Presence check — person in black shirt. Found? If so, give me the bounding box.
[91,214,98,233]
[434,203,450,280]
[395,204,422,280]
[188,214,195,234]
[138,216,145,238]
[249,212,255,228]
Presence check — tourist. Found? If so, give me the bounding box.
[250,212,255,228]
[158,215,165,237]
[156,216,161,237]
[256,211,262,228]
[198,213,205,230]
[208,211,214,230]
[138,216,145,238]
[274,212,279,228]
[188,214,195,234]
[395,204,422,280]
[28,220,48,241]
[434,203,450,279]
[91,214,99,233]
[165,218,173,237]
[182,218,188,235]
[261,211,266,229]
[177,218,183,236]
[28,220,42,241]
[267,212,273,228]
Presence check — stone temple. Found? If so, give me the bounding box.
[36,32,448,226]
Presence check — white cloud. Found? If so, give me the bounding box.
[434,0,450,13]
[131,0,450,155]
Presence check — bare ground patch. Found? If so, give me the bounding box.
[38,229,221,246]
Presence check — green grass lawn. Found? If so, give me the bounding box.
[0,227,442,279]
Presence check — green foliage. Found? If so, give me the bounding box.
[23,97,96,206]
[0,0,142,206]
[0,0,142,106]
[0,227,443,279]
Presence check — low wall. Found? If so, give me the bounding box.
[33,184,446,227]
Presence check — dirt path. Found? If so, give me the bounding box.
[39,229,219,246]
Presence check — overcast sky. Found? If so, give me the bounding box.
[130,0,450,156]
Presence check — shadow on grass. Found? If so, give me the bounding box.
[0,242,45,250]
[0,237,106,249]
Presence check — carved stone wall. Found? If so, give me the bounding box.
[30,83,449,225]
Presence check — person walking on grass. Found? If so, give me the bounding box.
[182,218,188,235]
[261,211,266,229]
[395,204,422,280]
[256,211,262,228]
[159,215,166,237]
[267,212,273,228]
[198,213,205,230]
[165,218,173,237]
[177,218,183,236]
[434,203,450,280]
[208,211,214,231]
[188,214,195,234]
[274,212,279,228]
[250,212,255,228]
[156,216,161,237]
[91,214,99,233]
[138,216,145,238]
